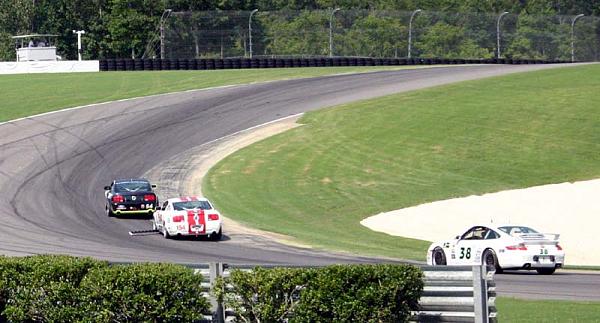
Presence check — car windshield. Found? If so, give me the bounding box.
[498,226,539,236]
[114,181,151,193]
[173,201,212,211]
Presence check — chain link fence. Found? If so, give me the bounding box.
[159,10,599,62]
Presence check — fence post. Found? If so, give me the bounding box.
[209,262,225,323]
[472,265,489,323]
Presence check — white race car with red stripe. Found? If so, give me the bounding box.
[153,196,223,240]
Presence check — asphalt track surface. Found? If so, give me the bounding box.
[1,64,599,300]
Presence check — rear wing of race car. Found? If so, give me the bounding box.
[517,233,560,244]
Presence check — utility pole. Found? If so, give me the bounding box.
[571,14,584,62]
[496,11,509,59]
[249,9,259,58]
[329,8,340,57]
[408,9,422,58]
[72,30,85,61]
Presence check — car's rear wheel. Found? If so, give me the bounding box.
[482,249,503,274]
[536,268,556,275]
[432,247,447,265]
[211,228,223,241]
[105,204,114,217]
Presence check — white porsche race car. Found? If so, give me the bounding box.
[427,224,564,275]
[153,196,223,240]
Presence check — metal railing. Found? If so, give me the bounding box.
[192,263,496,323]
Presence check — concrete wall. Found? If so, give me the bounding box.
[0,60,99,75]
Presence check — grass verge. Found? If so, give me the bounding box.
[0,66,421,122]
[203,64,600,260]
[496,297,600,322]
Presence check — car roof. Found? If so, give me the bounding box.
[167,196,209,203]
[466,224,534,231]
[115,178,150,183]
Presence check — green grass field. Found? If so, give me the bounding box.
[0,66,423,122]
[203,64,600,260]
[496,297,600,322]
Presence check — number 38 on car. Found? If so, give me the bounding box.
[153,196,223,240]
[427,224,564,275]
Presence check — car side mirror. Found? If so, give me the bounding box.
[151,184,157,188]
[455,235,460,240]
[104,186,110,190]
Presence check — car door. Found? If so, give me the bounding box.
[454,226,489,265]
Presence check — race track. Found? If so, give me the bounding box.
[1,64,599,300]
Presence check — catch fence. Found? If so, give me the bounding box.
[152,10,600,62]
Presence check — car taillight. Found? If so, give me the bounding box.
[144,194,156,202]
[173,215,184,222]
[208,213,219,221]
[112,195,124,203]
[506,243,527,251]
[556,244,562,250]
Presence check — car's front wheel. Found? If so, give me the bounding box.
[536,268,556,275]
[432,247,447,265]
[482,249,503,274]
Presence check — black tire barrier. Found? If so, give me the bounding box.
[259,58,267,68]
[206,59,215,69]
[124,59,133,71]
[178,58,188,70]
[146,59,156,70]
[215,59,224,69]
[99,59,108,71]
[99,56,566,72]
[240,58,250,68]
[106,59,116,71]
[196,59,206,70]
[115,59,125,71]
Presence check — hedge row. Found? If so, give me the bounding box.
[99,57,569,71]
[0,255,209,322]
[215,264,424,323]
[0,256,423,323]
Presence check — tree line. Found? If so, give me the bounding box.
[1,0,599,62]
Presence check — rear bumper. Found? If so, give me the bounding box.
[165,222,222,237]
[111,202,155,214]
[500,253,565,269]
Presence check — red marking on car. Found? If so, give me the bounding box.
[180,196,190,202]
[189,196,198,201]
[187,210,206,235]
[172,215,185,222]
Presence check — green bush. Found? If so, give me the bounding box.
[80,263,210,322]
[293,264,423,323]
[215,267,317,322]
[0,255,106,322]
[216,264,423,323]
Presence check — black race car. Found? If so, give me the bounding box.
[104,179,158,217]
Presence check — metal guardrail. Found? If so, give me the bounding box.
[192,263,496,323]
